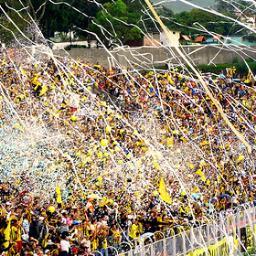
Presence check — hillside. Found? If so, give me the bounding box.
[153,0,215,13]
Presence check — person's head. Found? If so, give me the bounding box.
[35,247,44,256]
[11,218,19,227]
[80,239,91,252]
[44,249,51,256]
[61,231,69,240]
[31,214,38,222]
[23,251,33,256]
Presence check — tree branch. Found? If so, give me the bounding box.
[27,0,36,20]
[37,1,48,22]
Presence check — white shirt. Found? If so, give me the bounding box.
[60,239,70,252]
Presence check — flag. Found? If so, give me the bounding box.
[195,169,206,182]
[167,75,175,85]
[3,219,11,249]
[56,186,62,204]
[153,160,161,170]
[159,177,172,204]
[39,85,48,97]
[236,154,245,163]
[188,163,195,169]
[166,137,174,147]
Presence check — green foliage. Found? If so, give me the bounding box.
[0,0,107,43]
[243,34,256,42]
[40,0,108,38]
[214,0,235,14]
[166,8,241,36]
[0,2,30,45]
[155,60,256,76]
[0,0,248,46]
[158,6,174,30]
[0,0,47,44]
[242,246,256,256]
[90,0,143,47]
[215,0,254,16]
[197,61,256,75]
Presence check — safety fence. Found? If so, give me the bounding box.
[108,203,256,256]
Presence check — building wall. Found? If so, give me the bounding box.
[144,32,180,47]
[160,31,180,47]
[143,33,161,46]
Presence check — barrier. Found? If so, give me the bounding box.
[117,203,256,256]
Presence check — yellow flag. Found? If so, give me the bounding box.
[195,169,204,176]
[188,163,195,169]
[105,126,112,133]
[166,137,174,147]
[201,175,206,182]
[236,154,245,163]
[39,85,48,96]
[100,139,109,147]
[96,176,103,186]
[70,115,78,122]
[56,186,62,204]
[195,169,206,182]
[32,75,41,87]
[200,140,209,146]
[97,151,103,159]
[153,160,161,170]
[167,75,175,85]
[159,177,172,204]
[99,196,108,207]
[3,219,11,249]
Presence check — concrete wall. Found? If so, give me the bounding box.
[56,48,112,66]
[55,45,256,68]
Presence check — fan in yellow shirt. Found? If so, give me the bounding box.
[128,219,140,240]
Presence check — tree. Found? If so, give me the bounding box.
[90,0,144,47]
[0,0,107,43]
[215,0,254,16]
[40,0,102,38]
[0,0,30,44]
[25,0,48,23]
[0,0,49,44]
[215,0,235,14]
[0,0,48,21]
[166,8,242,36]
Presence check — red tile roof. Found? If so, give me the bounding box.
[194,35,206,43]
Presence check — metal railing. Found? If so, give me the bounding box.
[112,203,256,256]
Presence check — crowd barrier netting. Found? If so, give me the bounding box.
[106,203,256,256]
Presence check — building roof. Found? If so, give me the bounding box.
[181,35,191,41]
[194,35,206,43]
[213,35,221,40]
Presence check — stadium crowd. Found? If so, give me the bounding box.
[0,56,256,256]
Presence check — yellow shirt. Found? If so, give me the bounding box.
[129,224,139,239]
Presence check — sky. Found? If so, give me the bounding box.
[153,0,216,13]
